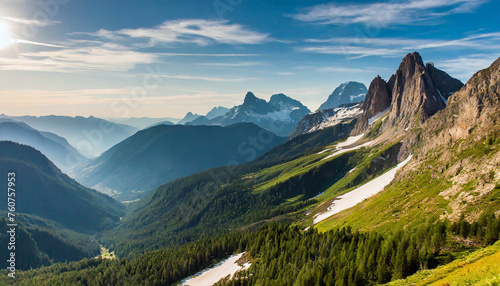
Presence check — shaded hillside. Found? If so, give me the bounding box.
[258,119,357,164]
[0,119,85,172]
[0,141,124,234]
[76,123,286,201]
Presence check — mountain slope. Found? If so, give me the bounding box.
[0,119,85,172]
[291,102,362,138]
[0,141,124,234]
[0,115,138,157]
[315,55,500,234]
[319,81,367,110]
[76,123,286,201]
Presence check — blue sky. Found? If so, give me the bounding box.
[0,0,499,118]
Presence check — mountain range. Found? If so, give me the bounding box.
[0,119,84,172]
[0,115,138,157]
[185,92,311,137]
[75,123,286,201]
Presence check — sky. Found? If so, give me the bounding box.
[0,0,499,119]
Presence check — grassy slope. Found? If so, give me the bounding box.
[387,241,500,286]
[315,126,500,234]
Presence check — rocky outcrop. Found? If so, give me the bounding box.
[351,76,392,135]
[419,56,500,154]
[319,82,367,110]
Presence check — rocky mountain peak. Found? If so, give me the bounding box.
[243,92,260,104]
[384,52,447,130]
[362,76,392,119]
[319,81,367,110]
[269,93,304,109]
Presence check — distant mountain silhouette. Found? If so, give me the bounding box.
[0,115,138,157]
[75,123,286,201]
[0,119,85,172]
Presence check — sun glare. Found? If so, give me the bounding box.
[0,22,13,49]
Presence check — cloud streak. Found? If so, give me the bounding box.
[81,19,271,47]
[0,16,61,27]
[299,32,500,59]
[292,0,488,26]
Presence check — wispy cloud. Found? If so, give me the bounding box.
[79,19,271,47]
[299,32,500,59]
[0,16,61,27]
[297,46,404,59]
[0,41,157,72]
[196,61,262,67]
[153,74,259,82]
[315,66,375,73]
[292,0,488,26]
[436,54,500,81]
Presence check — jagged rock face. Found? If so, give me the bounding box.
[351,77,392,135]
[352,52,463,136]
[292,102,361,138]
[384,52,449,130]
[319,82,367,110]
[426,63,464,101]
[362,76,392,119]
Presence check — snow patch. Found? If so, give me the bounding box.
[437,89,447,105]
[307,106,362,134]
[321,139,376,161]
[181,252,250,286]
[368,107,390,125]
[336,133,365,148]
[314,155,413,224]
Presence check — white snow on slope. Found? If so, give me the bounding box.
[181,252,250,286]
[321,139,376,161]
[307,104,362,134]
[336,133,365,148]
[316,133,365,155]
[437,89,447,105]
[368,107,390,125]
[314,155,413,224]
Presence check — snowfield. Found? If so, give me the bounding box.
[321,137,377,161]
[314,155,413,224]
[181,252,250,286]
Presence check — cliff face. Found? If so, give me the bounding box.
[352,52,463,136]
[385,52,447,129]
[351,76,392,135]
